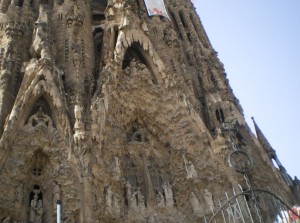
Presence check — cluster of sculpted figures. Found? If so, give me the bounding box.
[29,189,43,223]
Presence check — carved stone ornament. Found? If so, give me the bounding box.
[26,107,54,129]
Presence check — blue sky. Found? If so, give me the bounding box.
[193,1,300,179]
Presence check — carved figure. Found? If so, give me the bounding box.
[204,189,214,212]
[130,191,138,208]
[15,184,23,204]
[183,155,198,179]
[189,192,201,217]
[187,161,198,179]
[105,186,112,210]
[74,104,83,122]
[112,193,120,215]
[162,182,174,207]
[27,107,53,128]
[111,156,121,178]
[156,191,165,207]
[125,181,132,203]
[29,194,43,223]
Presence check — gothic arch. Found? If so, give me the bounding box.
[13,92,63,131]
[208,101,226,127]
[114,29,166,84]
[2,65,70,138]
[122,43,160,84]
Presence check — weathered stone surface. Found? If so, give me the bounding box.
[0,0,297,222]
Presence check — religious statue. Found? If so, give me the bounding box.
[27,107,53,128]
[29,194,43,223]
[187,161,198,179]
[204,189,214,213]
[162,182,174,207]
[189,192,201,217]
[130,191,138,208]
[125,181,132,204]
[156,190,165,207]
[105,186,112,210]
[111,156,121,178]
[74,104,83,122]
[183,155,198,179]
[15,184,23,204]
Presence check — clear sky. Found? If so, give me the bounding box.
[193,1,300,179]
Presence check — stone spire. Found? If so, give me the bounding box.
[251,117,276,159]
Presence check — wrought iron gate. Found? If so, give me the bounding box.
[204,185,300,223]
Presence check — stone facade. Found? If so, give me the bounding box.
[0,0,298,222]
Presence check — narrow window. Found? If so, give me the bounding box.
[216,109,225,123]
[16,0,24,7]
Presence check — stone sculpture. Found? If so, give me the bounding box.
[204,189,214,213]
[29,194,43,223]
[190,192,201,217]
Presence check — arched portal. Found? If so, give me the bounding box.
[122,43,160,84]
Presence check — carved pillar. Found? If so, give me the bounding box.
[0,21,24,135]
[82,149,95,222]
[189,13,212,49]
[173,10,188,42]
[83,178,94,222]
[64,0,94,129]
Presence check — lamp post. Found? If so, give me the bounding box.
[56,200,62,223]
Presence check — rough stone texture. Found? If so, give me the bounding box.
[0,0,298,222]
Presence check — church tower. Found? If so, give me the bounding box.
[0,0,298,222]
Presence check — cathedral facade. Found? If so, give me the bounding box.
[0,0,298,222]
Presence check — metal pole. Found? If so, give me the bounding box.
[56,200,62,223]
[218,199,227,223]
[232,185,246,223]
[225,192,236,223]
[204,215,208,223]
[238,185,254,223]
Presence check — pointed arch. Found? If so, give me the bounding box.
[122,42,160,84]
[23,96,56,128]
[2,65,70,142]
[30,149,49,177]
[114,29,166,84]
